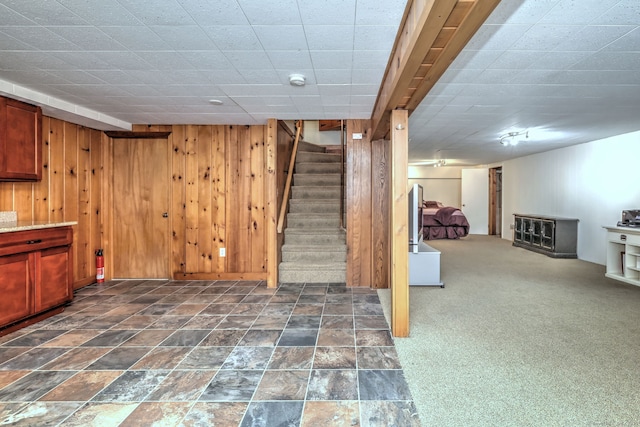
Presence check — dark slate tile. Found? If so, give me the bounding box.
[2,330,67,347]
[360,400,421,427]
[177,347,235,370]
[86,347,151,370]
[0,371,75,401]
[199,330,247,347]
[0,347,69,371]
[91,370,168,402]
[80,330,138,347]
[199,370,262,402]
[238,330,281,347]
[358,370,413,400]
[158,329,209,347]
[0,401,83,426]
[222,347,274,370]
[286,315,321,329]
[278,329,318,347]
[306,369,358,401]
[240,401,304,427]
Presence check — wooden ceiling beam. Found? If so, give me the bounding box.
[370,0,502,140]
[404,0,502,112]
[371,0,458,140]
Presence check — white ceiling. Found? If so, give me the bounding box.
[1,0,639,166]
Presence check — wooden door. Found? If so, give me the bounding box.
[112,138,170,278]
[461,168,489,235]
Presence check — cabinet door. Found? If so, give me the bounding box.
[541,220,555,250]
[522,218,533,244]
[531,220,542,246]
[0,253,32,326]
[514,217,523,241]
[34,246,72,312]
[0,97,42,181]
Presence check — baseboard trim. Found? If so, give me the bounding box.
[173,272,268,281]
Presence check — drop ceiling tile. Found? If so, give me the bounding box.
[352,50,391,69]
[465,24,531,51]
[238,0,301,25]
[98,26,169,51]
[541,0,621,25]
[449,50,503,70]
[266,50,313,69]
[487,50,542,70]
[319,95,349,106]
[314,69,352,84]
[253,25,308,50]
[135,51,196,71]
[47,26,128,51]
[152,85,225,97]
[305,26,354,51]
[223,51,272,69]
[0,26,80,50]
[351,68,383,85]
[317,84,351,96]
[204,69,246,85]
[553,25,635,52]
[91,51,151,70]
[1,51,77,70]
[584,0,640,26]
[1,0,87,25]
[0,4,36,25]
[353,26,398,51]
[0,31,36,50]
[150,26,218,50]
[57,0,141,26]
[238,68,281,84]
[121,85,163,96]
[116,0,196,26]
[219,84,282,96]
[309,50,353,69]
[179,51,234,70]
[88,70,143,85]
[298,0,355,25]
[201,26,261,50]
[529,51,593,70]
[291,95,322,107]
[45,70,107,85]
[607,27,640,51]
[350,84,378,95]
[571,51,640,71]
[275,69,315,85]
[0,69,68,86]
[510,25,583,51]
[355,0,405,26]
[177,0,249,25]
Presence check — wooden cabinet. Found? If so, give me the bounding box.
[604,226,640,287]
[513,214,578,258]
[0,226,73,333]
[0,96,42,181]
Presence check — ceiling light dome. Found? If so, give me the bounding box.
[289,74,306,86]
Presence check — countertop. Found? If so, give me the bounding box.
[0,221,77,234]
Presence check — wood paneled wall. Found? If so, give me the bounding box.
[345,120,390,288]
[132,124,274,281]
[0,116,104,289]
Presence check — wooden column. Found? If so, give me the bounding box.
[390,109,409,337]
[266,119,278,288]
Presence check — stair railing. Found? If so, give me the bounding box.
[340,119,346,229]
[277,120,303,234]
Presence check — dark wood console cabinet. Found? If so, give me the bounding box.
[0,226,73,334]
[513,214,578,258]
[0,96,43,181]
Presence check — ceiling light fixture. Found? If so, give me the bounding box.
[209,99,223,105]
[499,130,529,146]
[289,73,306,86]
[433,159,446,167]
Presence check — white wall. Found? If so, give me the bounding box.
[409,166,462,208]
[502,130,640,265]
[303,120,341,145]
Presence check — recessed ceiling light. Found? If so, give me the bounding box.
[289,74,306,86]
[209,99,223,105]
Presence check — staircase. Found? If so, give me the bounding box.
[279,141,346,283]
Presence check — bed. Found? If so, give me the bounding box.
[422,201,470,240]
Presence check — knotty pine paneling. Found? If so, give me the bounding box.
[132,124,271,279]
[346,120,373,287]
[371,139,391,289]
[0,116,104,289]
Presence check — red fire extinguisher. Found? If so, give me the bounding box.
[95,249,105,283]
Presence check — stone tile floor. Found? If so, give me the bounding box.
[0,280,420,426]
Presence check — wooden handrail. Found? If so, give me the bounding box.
[340,119,345,229]
[277,120,303,233]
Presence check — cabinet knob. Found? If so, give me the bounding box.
[621,235,627,242]
[26,239,42,244]
[162,212,169,218]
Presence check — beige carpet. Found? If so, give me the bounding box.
[379,235,640,427]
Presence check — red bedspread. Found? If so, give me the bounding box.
[422,205,470,240]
